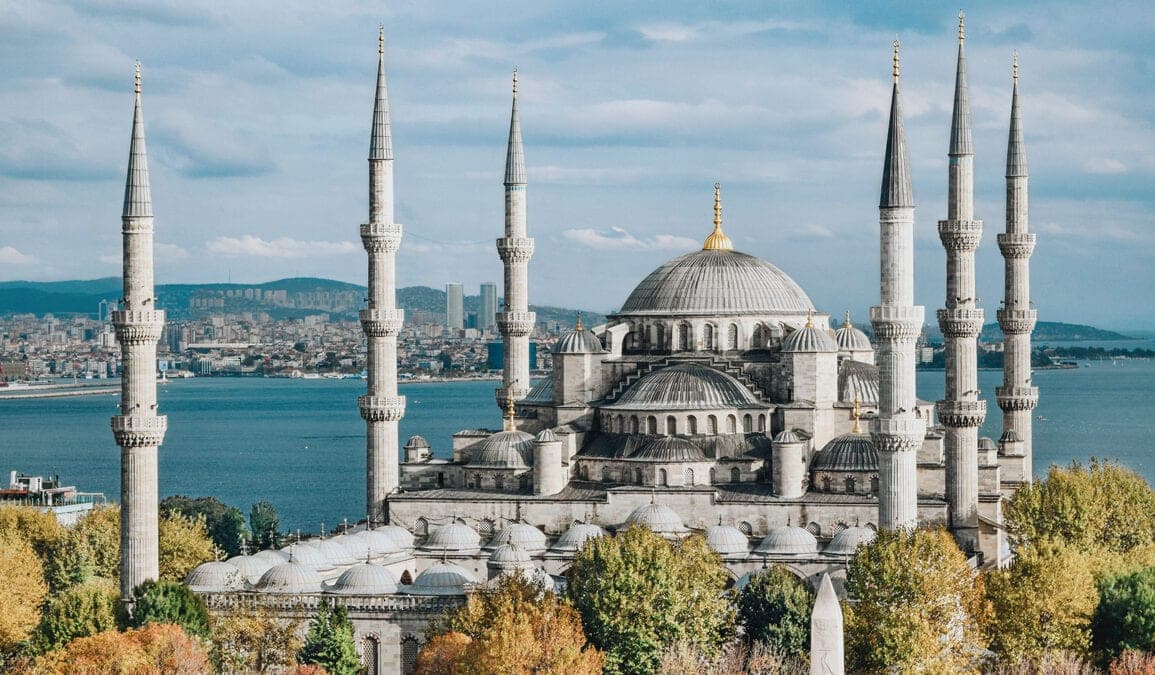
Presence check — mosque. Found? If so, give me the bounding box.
[109,15,1037,675]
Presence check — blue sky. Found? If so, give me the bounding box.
[1,1,1152,329]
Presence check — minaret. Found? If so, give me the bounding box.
[113,62,167,601]
[935,13,986,551]
[996,54,1037,484]
[496,69,535,409]
[870,41,926,531]
[359,27,405,524]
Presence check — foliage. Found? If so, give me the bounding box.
[69,506,121,582]
[297,599,361,675]
[23,623,211,674]
[0,506,63,564]
[1092,566,1155,659]
[986,649,1097,674]
[1109,650,1155,674]
[736,565,814,657]
[986,540,1098,659]
[123,579,212,639]
[160,495,250,558]
[210,602,302,673]
[250,500,281,549]
[567,527,736,675]
[414,632,471,674]
[31,578,120,654]
[657,639,808,675]
[425,575,604,674]
[845,527,991,673]
[158,511,216,582]
[0,531,48,653]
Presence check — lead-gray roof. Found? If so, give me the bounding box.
[605,362,763,411]
[839,360,880,405]
[617,249,813,316]
[123,65,152,219]
[468,429,535,469]
[553,328,605,354]
[631,437,708,462]
[880,80,914,209]
[811,433,878,472]
[781,325,838,353]
[1007,72,1027,177]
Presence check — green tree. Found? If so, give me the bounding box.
[160,495,250,557]
[567,527,736,675]
[297,599,361,675]
[209,604,302,673]
[250,500,281,549]
[737,565,814,657]
[0,531,48,654]
[1092,566,1155,659]
[846,527,990,673]
[32,577,120,654]
[158,512,216,582]
[122,579,211,639]
[986,540,1098,659]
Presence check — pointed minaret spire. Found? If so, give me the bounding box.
[504,68,526,186]
[880,40,914,209]
[949,12,973,157]
[370,25,393,163]
[123,61,152,219]
[1007,52,1027,177]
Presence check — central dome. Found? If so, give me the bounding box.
[606,362,762,410]
[618,249,814,316]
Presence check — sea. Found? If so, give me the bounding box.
[5,355,1155,531]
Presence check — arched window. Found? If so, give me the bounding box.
[709,467,716,484]
[727,323,739,350]
[731,467,741,483]
[414,518,428,537]
[727,415,737,434]
[656,324,666,349]
[630,416,640,434]
[704,324,715,351]
[519,474,530,491]
[400,569,414,584]
[635,468,643,485]
[687,415,698,435]
[473,474,483,489]
[738,521,753,536]
[666,415,677,435]
[478,518,495,538]
[708,415,718,435]
[684,467,695,487]
[647,416,658,435]
[871,476,880,493]
[743,414,753,433]
[752,325,765,349]
[362,635,380,675]
[401,636,419,674]
[601,466,612,483]
[658,468,668,486]
[581,464,590,480]
[822,476,832,492]
[437,472,445,488]
[806,522,821,537]
[494,474,504,490]
[845,477,856,493]
[758,414,766,432]
[680,323,692,351]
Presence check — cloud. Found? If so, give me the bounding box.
[1084,158,1126,175]
[637,19,814,43]
[206,235,357,259]
[0,246,37,264]
[155,242,190,261]
[784,224,836,240]
[562,227,698,251]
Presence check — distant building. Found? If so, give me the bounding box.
[445,283,464,331]
[479,282,497,333]
[486,340,537,372]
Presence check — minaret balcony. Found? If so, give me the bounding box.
[359,395,406,422]
[997,232,1035,259]
[935,399,987,428]
[121,215,156,234]
[496,237,534,263]
[996,309,1037,334]
[869,305,924,341]
[497,311,536,336]
[937,219,984,251]
[937,308,984,338]
[361,222,403,253]
[112,309,166,345]
[111,414,167,447]
[360,308,404,337]
[870,417,927,453]
[996,386,1039,411]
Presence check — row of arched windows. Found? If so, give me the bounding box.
[581,464,744,485]
[605,412,766,436]
[629,321,785,352]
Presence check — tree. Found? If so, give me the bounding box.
[0,506,64,564]
[985,540,1098,659]
[123,579,212,639]
[210,603,302,673]
[1092,566,1155,659]
[69,506,121,581]
[737,565,814,657]
[250,501,280,550]
[158,511,216,582]
[297,599,361,675]
[160,495,250,558]
[567,527,735,675]
[424,575,604,674]
[0,532,48,653]
[26,623,211,674]
[32,578,120,654]
[845,527,990,672]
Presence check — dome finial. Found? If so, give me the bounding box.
[843,310,852,329]
[892,39,900,82]
[512,67,518,95]
[852,396,862,434]
[575,312,583,332]
[1013,50,1019,82]
[134,61,142,94]
[503,386,517,432]
[703,182,733,251]
[805,309,814,329]
[378,24,384,55]
[958,10,966,44]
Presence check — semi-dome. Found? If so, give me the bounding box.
[468,429,535,469]
[755,526,820,556]
[811,433,878,472]
[625,503,688,536]
[347,529,402,557]
[781,323,838,353]
[421,523,481,552]
[606,362,762,410]
[185,561,245,592]
[619,249,814,317]
[550,523,607,553]
[825,526,876,556]
[255,560,324,594]
[326,563,399,595]
[772,429,803,444]
[405,563,477,596]
[375,524,415,549]
[280,543,327,570]
[705,525,750,555]
[631,437,708,462]
[226,554,275,584]
[487,523,548,552]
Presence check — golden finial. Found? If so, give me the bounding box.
[958,11,966,43]
[702,182,733,251]
[892,39,900,82]
[805,309,814,329]
[852,396,862,434]
[503,387,517,431]
[575,312,583,332]
[843,310,852,329]
[512,67,518,95]
[1013,51,1019,82]
[134,61,141,94]
[378,24,384,55]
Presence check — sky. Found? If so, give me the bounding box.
[1,1,1152,330]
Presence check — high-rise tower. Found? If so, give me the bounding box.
[871,41,926,531]
[496,69,534,409]
[996,54,1037,485]
[480,282,497,333]
[113,63,167,601]
[359,28,405,524]
[446,282,464,331]
[935,13,986,551]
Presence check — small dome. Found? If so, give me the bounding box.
[550,523,607,553]
[468,430,535,469]
[488,523,548,552]
[607,362,762,411]
[488,543,534,571]
[772,429,803,444]
[705,525,749,555]
[317,537,357,566]
[625,503,687,536]
[347,529,402,557]
[185,561,245,592]
[227,554,275,584]
[256,560,324,594]
[252,549,289,565]
[553,328,604,355]
[755,526,820,556]
[631,437,707,462]
[406,563,477,596]
[825,526,876,556]
[839,360,880,405]
[375,524,415,549]
[811,433,878,472]
[404,435,430,449]
[834,314,872,352]
[999,430,1023,444]
[280,543,328,570]
[421,523,481,552]
[978,437,998,452]
[327,563,399,595]
[781,324,838,353]
[535,428,559,443]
